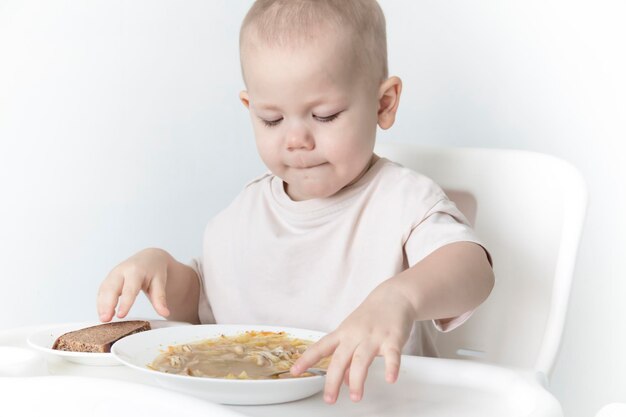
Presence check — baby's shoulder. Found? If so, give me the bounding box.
[204,172,271,231]
[374,159,446,201]
[243,171,273,189]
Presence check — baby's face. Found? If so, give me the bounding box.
[240,32,381,201]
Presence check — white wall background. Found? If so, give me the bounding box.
[0,1,624,416]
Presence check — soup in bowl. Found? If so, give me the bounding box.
[148,330,329,380]
[111,324,329,405]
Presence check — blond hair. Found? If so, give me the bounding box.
[240,0,388,82]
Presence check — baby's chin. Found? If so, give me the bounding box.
[284,180,346,201]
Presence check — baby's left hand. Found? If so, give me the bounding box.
[291,279,416,404]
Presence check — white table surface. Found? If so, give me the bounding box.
[0,325,563,417]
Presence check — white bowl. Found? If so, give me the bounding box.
[27,320,191,366]
[111,324,327,405]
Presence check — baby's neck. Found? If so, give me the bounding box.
[342,154,379,190]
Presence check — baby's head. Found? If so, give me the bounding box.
[239,0,401,201]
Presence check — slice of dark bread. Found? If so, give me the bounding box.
[52,320,151,353]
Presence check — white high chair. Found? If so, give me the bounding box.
[375,141,587,404]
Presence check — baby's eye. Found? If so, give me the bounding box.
[260,117,283,128]
[313,112,341,123]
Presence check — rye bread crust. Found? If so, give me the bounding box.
[52,320,151,353]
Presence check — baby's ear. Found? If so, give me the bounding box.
[377,76,402,129]
[239,91,250,109]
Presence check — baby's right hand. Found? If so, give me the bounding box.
[97,248,172,322]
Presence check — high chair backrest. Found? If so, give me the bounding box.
[374,142,587,377]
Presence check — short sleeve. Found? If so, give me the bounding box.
[189,258,216,324]
[404,198,490,332]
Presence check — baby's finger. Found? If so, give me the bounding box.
[97,273,124,322]
[323,345,353,404]
[382,344,402,384]
[147,271,170,317]
[116,276,143,319]
[348,342,378,402]
[291,334,338,375]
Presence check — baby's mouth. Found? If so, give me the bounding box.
[291,162,328,170]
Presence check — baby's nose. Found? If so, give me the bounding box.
[286,125,315,151]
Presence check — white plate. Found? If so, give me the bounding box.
[111,324,327,405]
[27,320,192,366]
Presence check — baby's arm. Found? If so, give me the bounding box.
[292,241,494,404]
[392,241,494,325]
[97,248,201,324]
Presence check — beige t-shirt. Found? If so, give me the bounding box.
[192,157,485,357]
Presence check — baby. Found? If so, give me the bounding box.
[97,0,494,404]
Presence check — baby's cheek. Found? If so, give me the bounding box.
[255,142,280,168]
